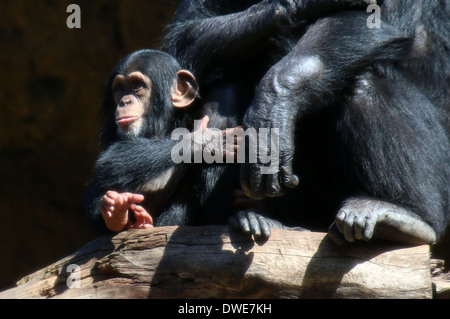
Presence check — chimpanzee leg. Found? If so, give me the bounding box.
[326,68,448,245]
[241,11,412,198]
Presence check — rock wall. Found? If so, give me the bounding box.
[0,0,179,291]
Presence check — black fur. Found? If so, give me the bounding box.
[164,0,450,244]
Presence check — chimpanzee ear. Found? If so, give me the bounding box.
[171,70,199,108]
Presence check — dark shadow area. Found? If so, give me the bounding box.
[300,235,407,298]
[52,235,116,296]
[0,0,180,291]
[148,226,255,298]
[432,227,450,266]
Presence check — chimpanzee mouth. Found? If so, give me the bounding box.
[116,116,140,125]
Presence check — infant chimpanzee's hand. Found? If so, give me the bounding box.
[192,115,243,163]
[100,191,153,232]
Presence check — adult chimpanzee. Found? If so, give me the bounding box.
[164,0,450,245]
[84,49,257,234]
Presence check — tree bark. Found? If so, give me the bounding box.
[0,226,437,299]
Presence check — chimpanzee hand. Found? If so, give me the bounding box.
[125,204,154,231]
[240,112,299,199]
[230,210,309,239]
[192,116,243,162]
[229,189,273,238]
[229,189,308,239]
[100,191,153,232]
[230,211,275,239]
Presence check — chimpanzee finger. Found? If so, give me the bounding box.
[353,212,367,241]
[265,173,283,197]
[104,191,115,199]
[257,214,272,238]
[238,211,250,231]
[247,212,261,237]
[335,209,356,242]
[223,127,243,162]
[101,202,114,214]
[130,204,154,226]
[102,195,116,207]
[100,204,112,218]
[334,209,346,234]
[363,214,377,241]
[249,164,264,199]
[279,165,299,189]
[124,193,145,204]
[114,193,125,205]
[341,212,356,243]
[235,211,251,233]
[240,164,252,198]
[200,115,210,130]
[105,190,120,200]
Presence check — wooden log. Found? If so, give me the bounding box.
[0,226,434,299]
[431,259,450,299]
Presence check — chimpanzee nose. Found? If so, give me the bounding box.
[120,95,132,106]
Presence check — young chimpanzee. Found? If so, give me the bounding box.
[84,49,254,235]
[165,0,450,245]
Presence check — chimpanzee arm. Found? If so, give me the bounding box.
[166,0,286,73]
[166,0,376,75]
[241,11,413,198]
[84,137,184,234]
[92,138,182,193]
[90,116,235,197]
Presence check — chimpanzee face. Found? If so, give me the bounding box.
[112,71,152,138]
[101,50,200,143]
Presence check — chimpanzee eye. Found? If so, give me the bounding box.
[132,82,146,93]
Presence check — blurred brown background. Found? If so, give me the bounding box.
[0,0,179,291]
